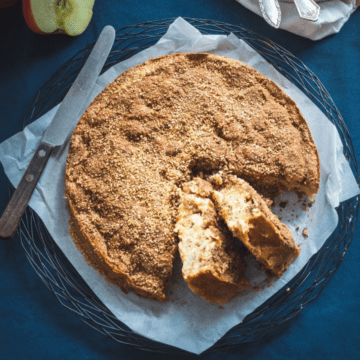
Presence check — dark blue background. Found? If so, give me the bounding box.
[1,1,359,359]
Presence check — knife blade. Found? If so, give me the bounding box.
[0,25,116,239]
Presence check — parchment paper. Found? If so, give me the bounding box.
[0,18,359,354]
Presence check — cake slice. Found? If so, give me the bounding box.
[175,178,250,304]
[211,175,300,277]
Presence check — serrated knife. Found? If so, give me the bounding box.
[0,25,116,239]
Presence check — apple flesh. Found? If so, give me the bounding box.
[23,0,95,36]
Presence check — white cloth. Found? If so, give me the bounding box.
[237,0,358,40]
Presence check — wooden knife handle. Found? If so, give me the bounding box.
[0,142,53,239]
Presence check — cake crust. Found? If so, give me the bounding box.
[65,53,319,301]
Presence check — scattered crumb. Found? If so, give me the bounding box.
[259,263,267,272]
[295,227,299,231]
[218,305,224,310]
[181,301,187,306]
[265,269,275,286]
[308,202,313,208]
[253,285,260,292]
[279,201,288,209]
[302,228,308,238]
[173,280,179,287]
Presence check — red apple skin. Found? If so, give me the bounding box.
[22,0,66,35]
[22,0,47,34]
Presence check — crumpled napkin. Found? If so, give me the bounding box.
[237,0,359,40]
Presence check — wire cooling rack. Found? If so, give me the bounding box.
[17,18,359,354]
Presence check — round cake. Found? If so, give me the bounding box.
[65,53,320,302]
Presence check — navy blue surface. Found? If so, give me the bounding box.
[1,1,359,359]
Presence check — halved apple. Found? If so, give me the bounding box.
[23,0,95,36]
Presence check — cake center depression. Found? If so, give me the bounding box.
[65,53,320,302]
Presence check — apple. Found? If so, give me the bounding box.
[22,0,95,36]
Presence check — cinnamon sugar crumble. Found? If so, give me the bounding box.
[65,53,320,301]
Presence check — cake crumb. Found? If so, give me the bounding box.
[181,301,187,306]
[219,305,224,310]
[173,280,179,287]
[265,270,274,286]
[295,227,299,231]
[279,201,288,209]
[302,228,308,238]
[253,285,260,292]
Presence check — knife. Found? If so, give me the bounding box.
[0,25,116,239]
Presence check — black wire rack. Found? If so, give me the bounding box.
[16,18,360,354]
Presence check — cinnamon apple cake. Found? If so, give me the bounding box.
[65,53,320,302]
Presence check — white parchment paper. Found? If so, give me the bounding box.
[0,18,359,354]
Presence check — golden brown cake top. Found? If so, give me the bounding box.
[65,53,319,300]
